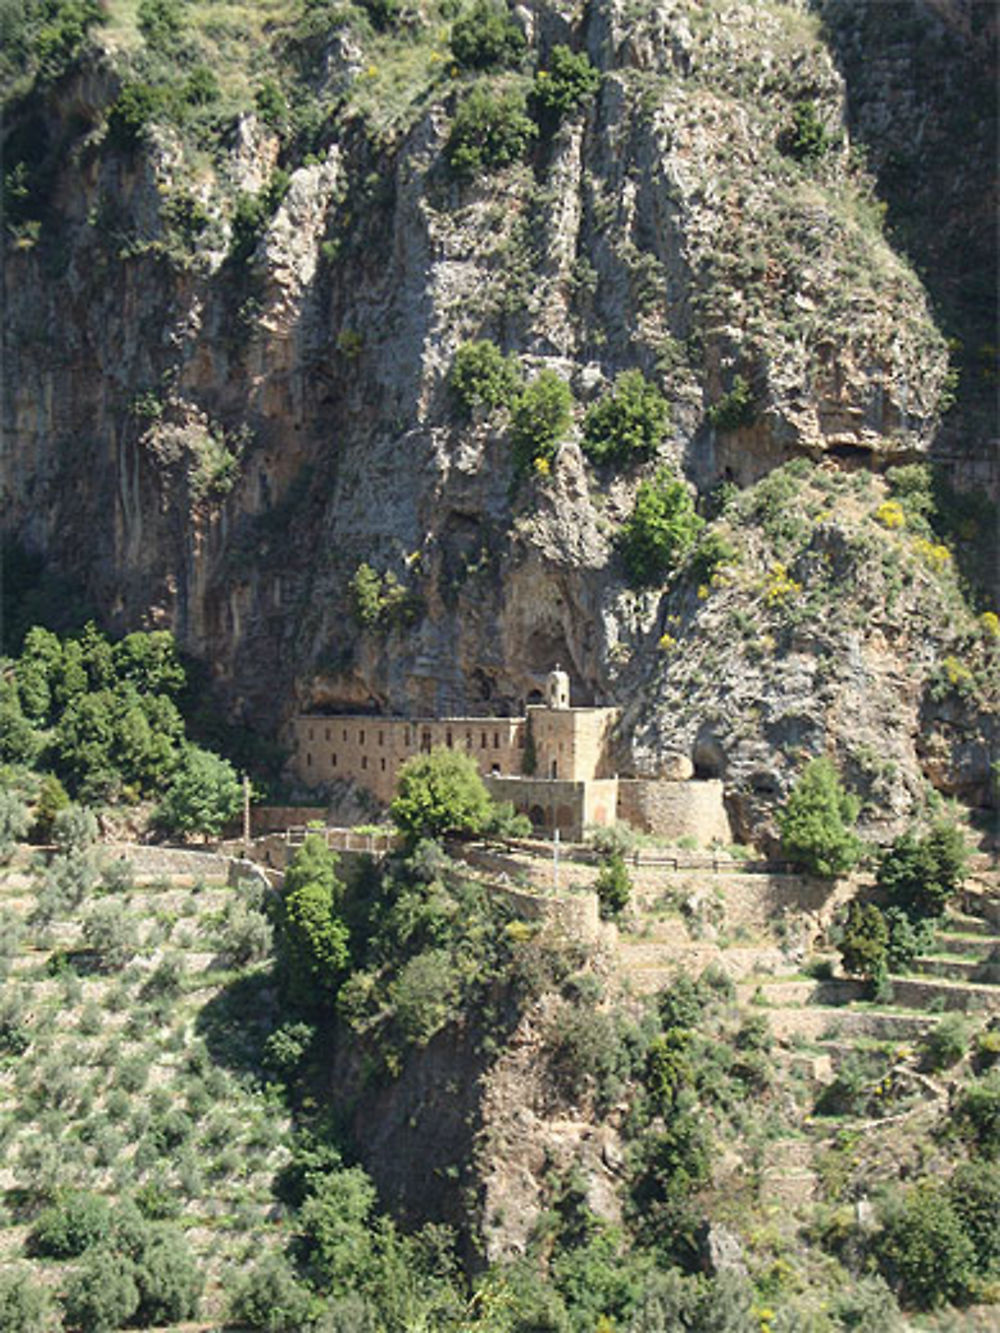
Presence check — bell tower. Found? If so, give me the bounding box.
[546,665,570,710]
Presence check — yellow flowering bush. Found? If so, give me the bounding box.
[875,499,906,529]
[764,562,801,606]
[914,537,952,573]
[942,655,973,689]
[980,611,999,640]
[658,632,677,652]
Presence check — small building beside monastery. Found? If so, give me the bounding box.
[289,669,731,844]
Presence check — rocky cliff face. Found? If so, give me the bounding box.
[2,0,995,827]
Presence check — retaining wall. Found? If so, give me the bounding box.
[105,844,233,880]
[250,806,327,834]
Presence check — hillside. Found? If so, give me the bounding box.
[0,830,999,1330]
[2,0,996,834]
[1,0,999,1328]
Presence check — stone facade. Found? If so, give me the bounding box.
[290,672,730,845]
[291,714,528,804]
[486,776,619,842]
[289,669,619,824]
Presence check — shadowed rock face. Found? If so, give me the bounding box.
[2,1,992,825]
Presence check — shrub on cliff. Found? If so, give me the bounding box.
[777,757,862,878]
[449,340,521,417]
[445,85,536,180]
[509,370,573,473]
[582,369,669,465]
[532,44,601,128]
[450,0,525,70]
[783,98,835,162]
[619,469,703,586]
[705,374,756,431]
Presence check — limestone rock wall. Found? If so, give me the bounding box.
[2,0,993,831]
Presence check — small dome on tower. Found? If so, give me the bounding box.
[546,666,570,709]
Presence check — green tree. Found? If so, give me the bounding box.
[112,630,184,697]
[131,1227,203,1325]
[949,1160,1000,1279]
[32,773,70,841]
[228,1254,314,1332]
[777,757,862,877]
[838,899,889,980]
[509,369,574,473]
[595,851,631,920]
[450,0,525,70]
[82,901,140,972]
[446,85,537,180]
[0,680,40,766]
[62,1248,140,1332]
[619,468,703,586]
[950,1072,1000,1160]
[532,43,601,126]
[157,744,241,838]
[0,1270,53,1333]
[390,749,493,842]
[0,789,31,863]
[582,369,669,465]
[646,1028,693,1113]
[297,1166,377,1291]
[388,948,460,1046]
[16,625,62,723]
[449,339,521,416]
[29,1190,112,1258]
[278,834,350,1006]
[877,823,967,921]
[52,802,98,852]
[874,1184,976,1309]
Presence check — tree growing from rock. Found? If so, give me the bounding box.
[777,757,862,877]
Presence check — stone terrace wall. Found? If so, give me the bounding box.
[630,866,859,939]
[106,844,233,879]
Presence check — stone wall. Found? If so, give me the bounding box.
[485,775,618,841]
[629,867,859,947]
[106,844,232,879]
[251,806,327,834]
[291,715,526,803]
[526,705,618,781]
[617,778,732,844]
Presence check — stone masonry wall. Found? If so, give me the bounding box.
[617,779,732,844]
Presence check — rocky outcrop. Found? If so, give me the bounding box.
[2,1,993,827]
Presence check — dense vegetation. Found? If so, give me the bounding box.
[1,624,241,836]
